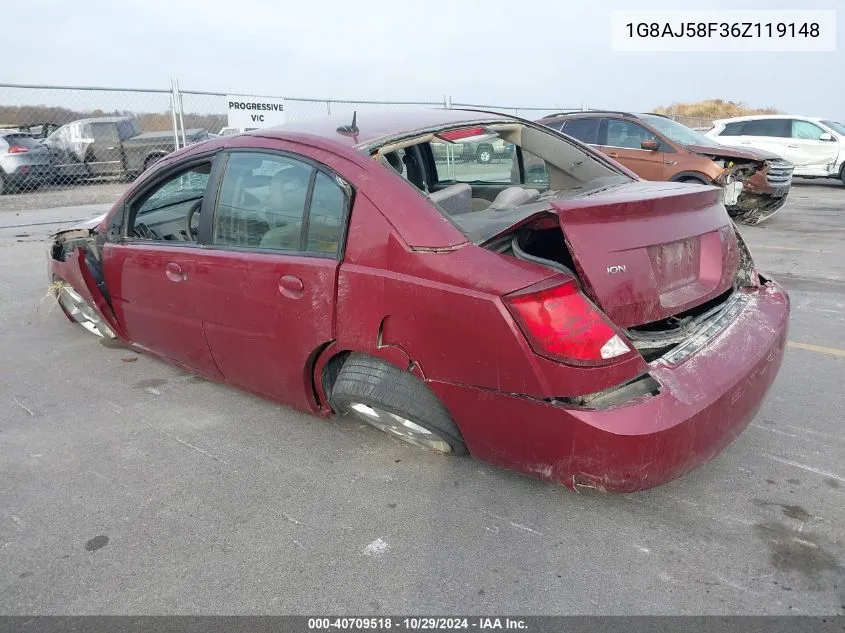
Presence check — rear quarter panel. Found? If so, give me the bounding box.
[336,191,646,398]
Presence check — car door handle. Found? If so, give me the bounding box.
[739,141,751,145]
[787,145,799,148]
[165,262,185,282]
[279,274,304,298]
[607,152,619,158]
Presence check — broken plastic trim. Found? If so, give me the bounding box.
[626,289,735,351]
[550,373,660,410]
[658,292,750,367]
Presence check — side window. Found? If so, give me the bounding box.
[791,119,826,140]
[130,163,212,242]
[215,152,313,251]
[116,120,136,141]
[719,122,744,136]
[306,171,347,255]
[605,119,658,149]
[561,118,600,144]
[429,138,547,186]
[740,119,789,137]
[90,123,119,144]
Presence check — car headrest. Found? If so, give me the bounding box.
[489,187,540,210]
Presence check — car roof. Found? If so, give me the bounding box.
[68,116,133,125]
[712,114,830,124]
[540,110,639,120]
[245,108,513,151]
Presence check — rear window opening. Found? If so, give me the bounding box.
[374,121,631,244]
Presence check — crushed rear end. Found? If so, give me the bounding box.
[439,181,790,491]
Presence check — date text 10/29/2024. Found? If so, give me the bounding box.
[308,618,527,630]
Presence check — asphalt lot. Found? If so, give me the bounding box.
[0,181,843,615]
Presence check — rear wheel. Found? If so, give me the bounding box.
[329,354,467,455]
[840,165,845,186]
[476,144,494,164]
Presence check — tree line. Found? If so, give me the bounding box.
[0,105,226,133]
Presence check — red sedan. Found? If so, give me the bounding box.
[48,109,790,492]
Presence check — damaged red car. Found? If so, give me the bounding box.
[48,109,790,492]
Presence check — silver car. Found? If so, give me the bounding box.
[0,131,54,194]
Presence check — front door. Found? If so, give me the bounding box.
[88,122,124,176]
[102,159,222,378]
[597,118,666,181]
[784,119,840,175]
[193,150,349,410]
[715,118,791,159]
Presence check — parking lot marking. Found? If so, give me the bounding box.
[748,244,833,253]
[787,341,845,358]
[765,455,845,484]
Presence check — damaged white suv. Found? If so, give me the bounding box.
[707,115,845,184]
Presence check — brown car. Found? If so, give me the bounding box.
[538,111,794,225]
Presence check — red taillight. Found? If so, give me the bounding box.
[8,145,29,154]
[505,279,633,366]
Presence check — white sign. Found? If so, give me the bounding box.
[226,94,286,129]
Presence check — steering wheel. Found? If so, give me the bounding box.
[185,199,202,240]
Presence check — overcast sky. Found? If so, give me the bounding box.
[3,0,843,117]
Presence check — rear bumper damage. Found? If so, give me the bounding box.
[429,281,790,492]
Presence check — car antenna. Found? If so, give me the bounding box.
[337,111,359,136]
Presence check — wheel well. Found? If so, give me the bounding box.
[671,172,712,185]
[320,350,351,401]
[144,152,167,169]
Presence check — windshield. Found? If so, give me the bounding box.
[821,120,845,135]
[639,114,718,147]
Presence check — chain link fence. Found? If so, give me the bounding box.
[6,80,713,200]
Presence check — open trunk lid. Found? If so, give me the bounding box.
[551,182,740,328]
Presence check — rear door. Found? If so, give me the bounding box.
[101,157,222,378]
[716,118,790,158]
[192,149,349,410]
[551,181,740,328]
[784,119,839,174]
[88,122,124,175]
[595,118,667,181]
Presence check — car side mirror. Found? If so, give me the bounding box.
[641,139,660,151]
[819,132,834,141]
